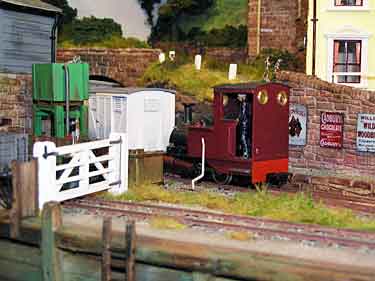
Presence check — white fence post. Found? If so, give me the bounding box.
[109,133,128,194]
[33,141,57,210]
[228,64,237,80]
[195,55,202,70]
[159,52,166,63]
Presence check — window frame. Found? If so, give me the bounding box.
[325,30,370,88]
[332,39,362,84]
[327,0,369,10]
[334,0,363,7]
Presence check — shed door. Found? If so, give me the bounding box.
[143,97,162,151]
[88,96,98,139]
[252,85,289,181]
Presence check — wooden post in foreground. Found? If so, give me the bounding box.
[41,202,63,281]
[125,221,136,281]
[9,161,21,239]
[9,160,38,239]
[102,217,112,281]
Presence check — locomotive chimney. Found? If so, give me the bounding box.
[183,103,194,124]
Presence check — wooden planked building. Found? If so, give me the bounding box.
[0,0,61,74]
[0,0,61,132]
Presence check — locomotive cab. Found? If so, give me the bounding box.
[186,82,290,185]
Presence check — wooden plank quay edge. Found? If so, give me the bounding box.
[0,214,374,281]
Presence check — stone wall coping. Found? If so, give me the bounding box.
[57,48,161,53]
[276,71,375,97]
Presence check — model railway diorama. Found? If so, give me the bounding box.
[1,63,375,281]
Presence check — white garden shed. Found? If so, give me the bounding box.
[89,87,176,152]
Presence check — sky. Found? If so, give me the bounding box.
[68,0,152,40]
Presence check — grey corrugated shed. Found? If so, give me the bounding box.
[0,0,62,13]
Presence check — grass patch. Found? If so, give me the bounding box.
[149,217,187,230]
[103,184,375,231]
[59,36,150,49]
[227,231,254,241]
[139,59,264,101]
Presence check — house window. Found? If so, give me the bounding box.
[334,0,363,6]
[333,40,361,83]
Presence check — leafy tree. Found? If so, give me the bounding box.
[138,0,161,26]
[41,0,77,25]
[70,16,123,44]
[150,0,214,42]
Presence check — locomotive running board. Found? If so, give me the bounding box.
[228,168,250,175]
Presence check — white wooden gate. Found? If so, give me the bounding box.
[33,133,128,209]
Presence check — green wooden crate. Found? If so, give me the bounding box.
[32,63,89,102]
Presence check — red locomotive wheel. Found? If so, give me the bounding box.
[211,170,232,185]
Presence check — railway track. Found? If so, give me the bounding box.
[165,174,375,214]
[64,198,375,250]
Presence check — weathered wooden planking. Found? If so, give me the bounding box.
[0,8,54,74]
[102,217,112,281]
[10,160,21,238]
[55,223,375,281]
[41,202,63,281]
[19,160,38,218]
[9,160,38,239]
[1,215,375,281]
[0,240,42,281]
[63,250,236,281]
[125,221,136,281]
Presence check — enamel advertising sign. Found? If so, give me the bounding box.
[320,112,344,149]
[357,114,375,152]
[289,104,307,146]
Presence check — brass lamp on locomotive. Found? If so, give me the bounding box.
[167,82,290,185]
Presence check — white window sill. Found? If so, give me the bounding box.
[326,7,371,12]
[333,81,368,89]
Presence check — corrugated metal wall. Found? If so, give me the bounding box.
[0,8,53,74]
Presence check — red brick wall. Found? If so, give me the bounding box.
[57,48,161,87]
[248,0,308,59]
[0,73,32,133]
[277,71,375,191]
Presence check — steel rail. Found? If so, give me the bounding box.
[64,198,375,249]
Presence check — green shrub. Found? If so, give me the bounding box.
[255,48,300,72]
[59,36,150,49]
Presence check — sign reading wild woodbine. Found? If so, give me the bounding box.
[320,112,344,149]
[289,104,307,146]
[357,114,375,152]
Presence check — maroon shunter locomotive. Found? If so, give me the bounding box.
[167,82,290,185]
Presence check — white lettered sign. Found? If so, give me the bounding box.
[357,113,375,152]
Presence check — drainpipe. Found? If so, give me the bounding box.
[63,64,70,137]
[311,0,318,76]
[50,14,61,63]
[256,0,262,55]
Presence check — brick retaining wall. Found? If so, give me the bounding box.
[248,0,308,67]
[277,71,375,191]
[57,48,161,87]
[154,42,248,63]
[0,73,32,133]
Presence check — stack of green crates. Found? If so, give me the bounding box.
[32,63,89,139]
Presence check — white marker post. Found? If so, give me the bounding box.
[159,53,166,63]
[228,64,237,80]
[195,55,202,70]
[169,51,176,61]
